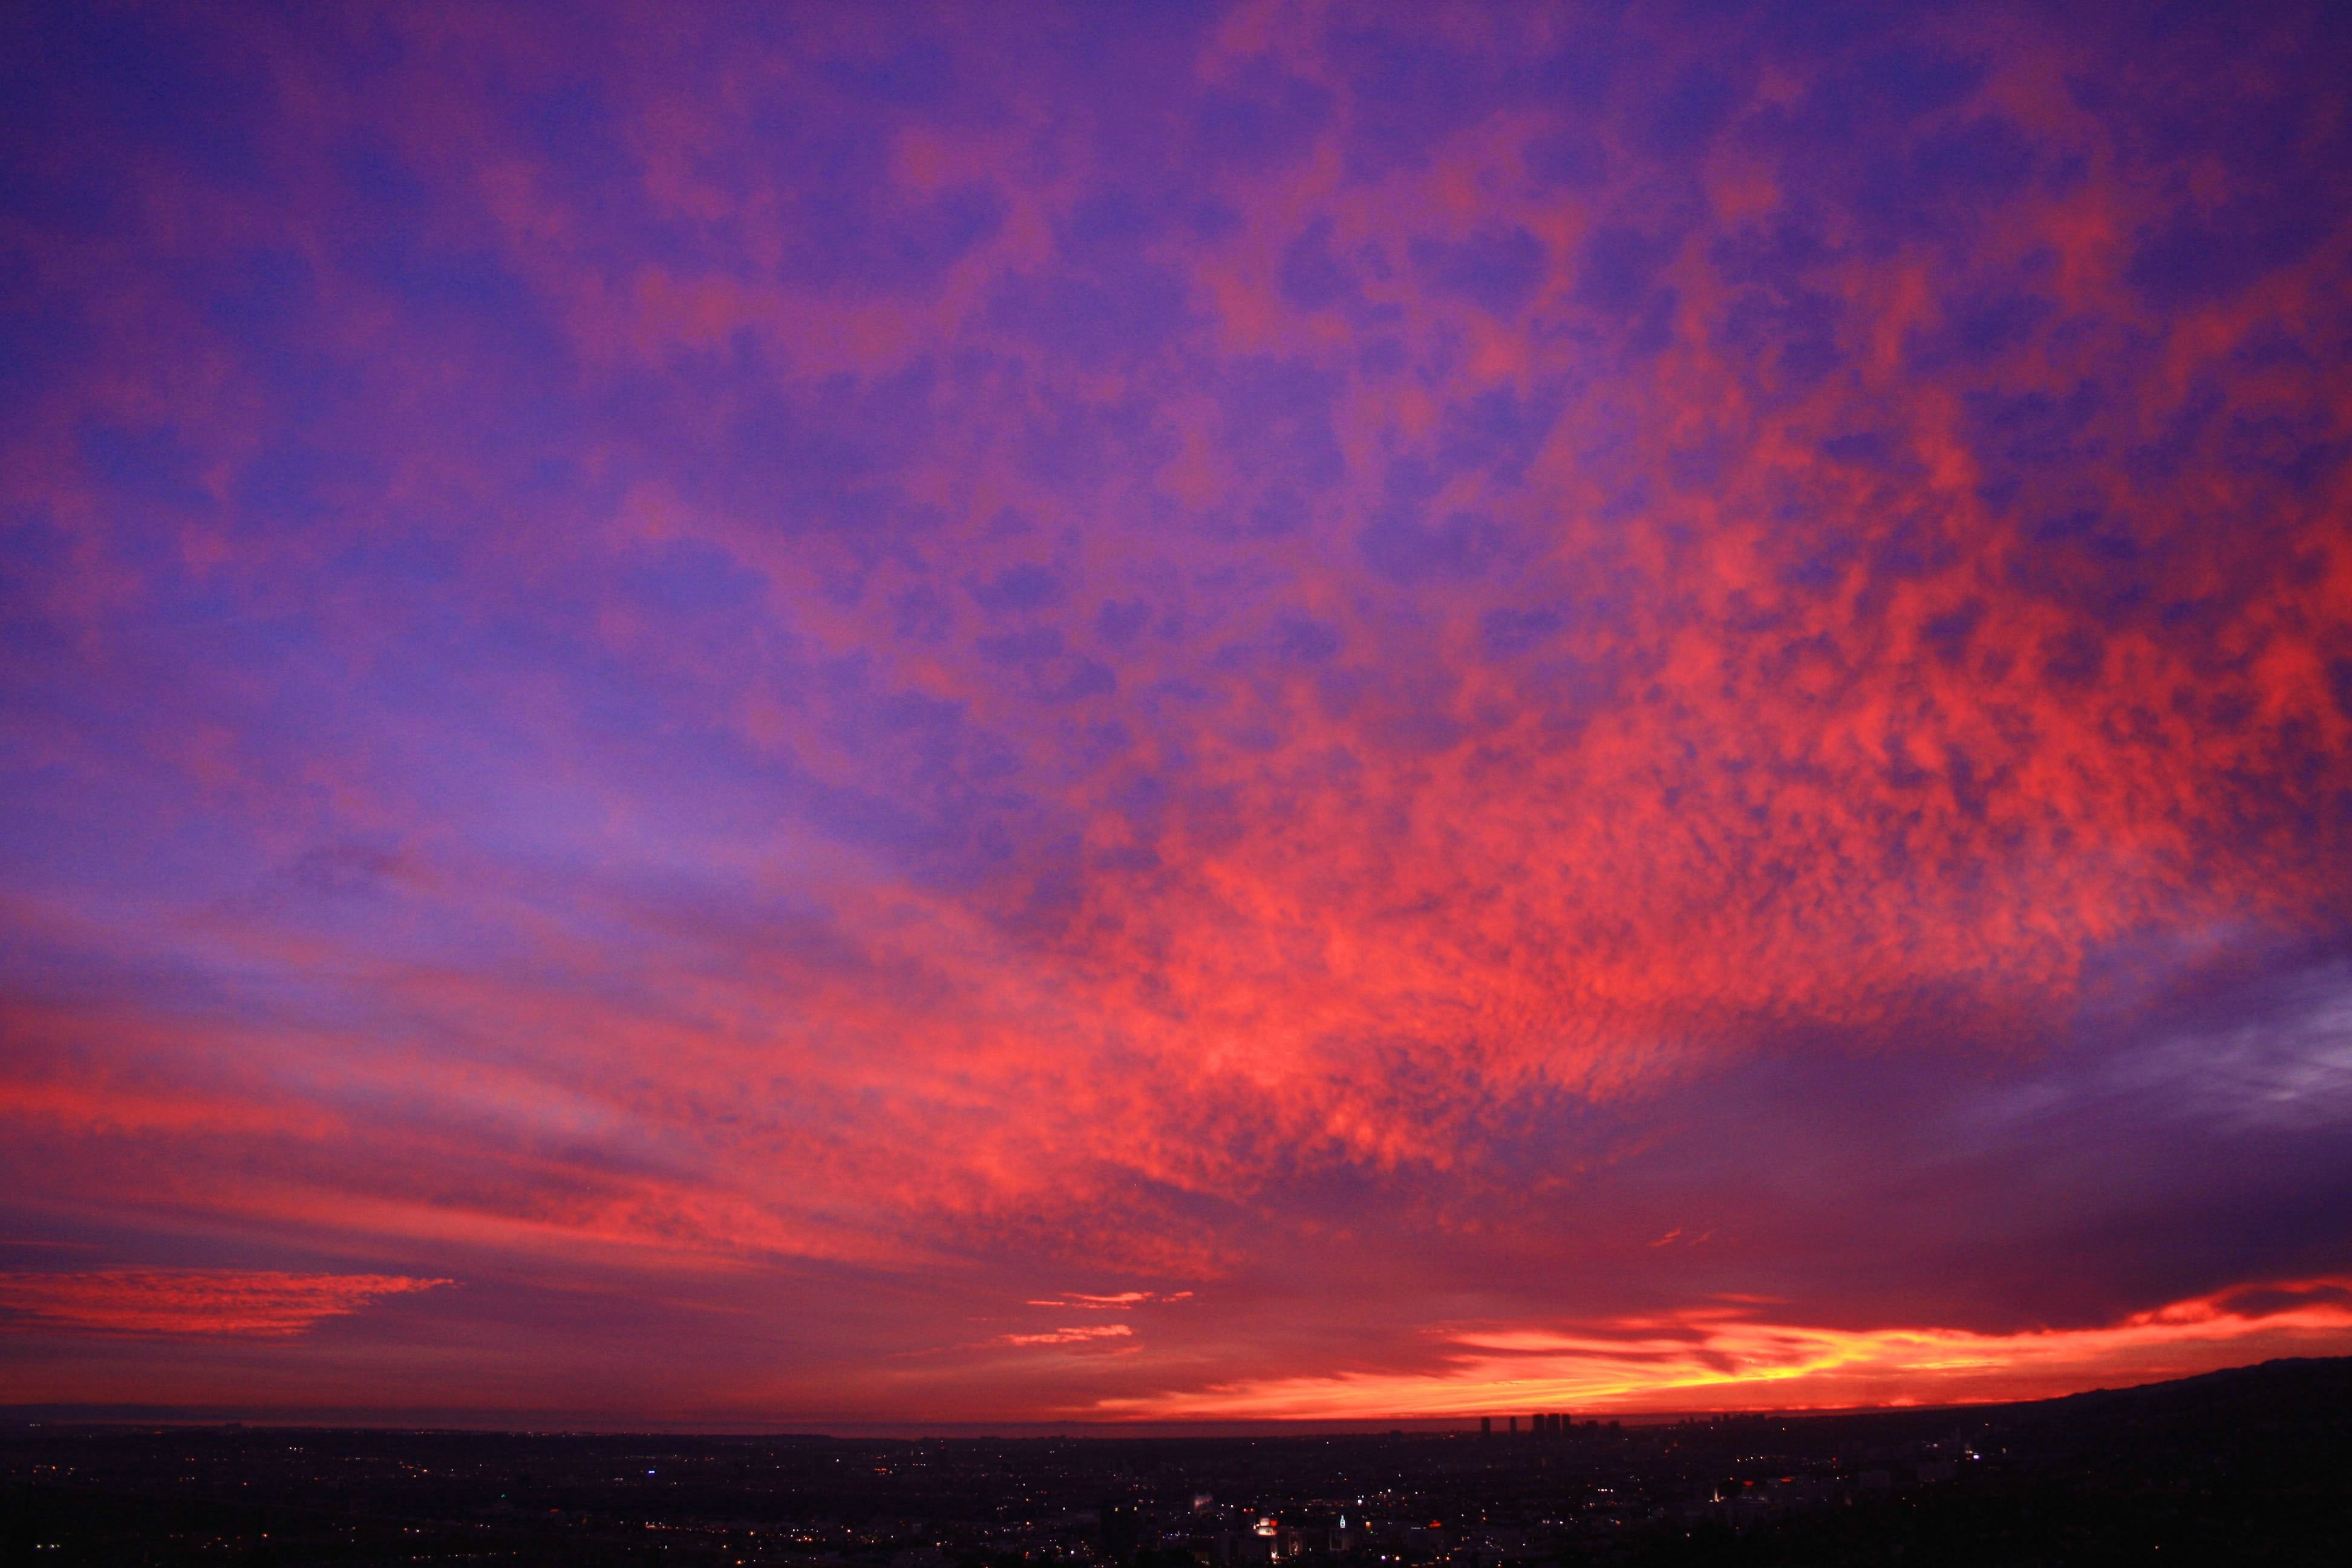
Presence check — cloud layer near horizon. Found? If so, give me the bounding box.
[4,0,2351,1420]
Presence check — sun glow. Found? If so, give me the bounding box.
[1094,1281,2352,1420]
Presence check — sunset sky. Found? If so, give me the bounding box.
[5,1,2352,1427]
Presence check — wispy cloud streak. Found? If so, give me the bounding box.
[0,1272,453,1339]
[1099,1282,2352,1419]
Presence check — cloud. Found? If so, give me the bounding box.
[0,0,2348,1419]
[0,1272,453,1339]
[1096,1279,2352,1419]
[999,1324,1135,1348]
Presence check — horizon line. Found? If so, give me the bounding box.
[11,1355,2331,1439]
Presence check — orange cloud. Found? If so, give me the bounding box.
[1094,1281,2352,1420]
[0,1271,454,1339]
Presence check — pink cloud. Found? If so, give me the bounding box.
[999,1323,1136,1347]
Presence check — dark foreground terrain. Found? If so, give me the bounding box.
[4,1357,2348,1566]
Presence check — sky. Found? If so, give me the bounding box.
[4,0,2352,1428]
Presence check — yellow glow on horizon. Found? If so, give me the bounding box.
[1089,1280,2352,1420]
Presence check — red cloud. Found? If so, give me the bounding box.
[0,1272,454,1339]
[0,0,2348,1423]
